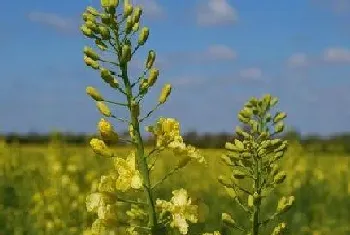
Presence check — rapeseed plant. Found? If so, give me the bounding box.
[81,1,205,234]
[219,95,295,235]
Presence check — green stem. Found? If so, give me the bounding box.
[252,117,264,235]
[120,63,158,232]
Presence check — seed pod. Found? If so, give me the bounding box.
[86,6,100,16]
[86,86,104,101]
[138,27,149,45]
[121,44,132,63]
[148,68,159,87]
[146,50,156,69]
[96,102,112,117]
[84,47,100,61]
[273,112,287,123]
[158,84,172,104]
[101,0,119,8]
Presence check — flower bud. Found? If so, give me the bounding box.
[132,22,139,32]
[271,223,286,235]
[178,156,191,168]
[234,139,244,151]
[125,16,133,34]
[86,86,104,101]
[82,12,96,22]
[138,27,149,45]
[84,47,100,61]
[100,68,114,83]
[274,121,284,133]
[95,39,108,51]
[146,50,156,69]
[277,196,295,214]
[96,102,112,117]
[273,112,287,123]
[86,6,100,16]
[270,97,279,107]
[273,171,287,184]
[132,7,143,23]
[248,195,254,207]
[124,2,133,17]
[222,213,236,227]
[121,44,132,63]
[81,25,94,38]
[84,56,100,69]
[98,118,118,142]
[101,13,111,24]
[158,84,172,104]
[109,78,119,88]
[148,68,159,87]
[101,0,119,8]
[232,170,246,179]
[98,26,111,40]
[240,107,253,118]
[238,114,250,124]
[90,138,113,157]
[225,142,242,152]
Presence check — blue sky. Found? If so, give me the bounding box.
[1,0,350,136]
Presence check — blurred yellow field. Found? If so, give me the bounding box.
[0,139,349,235]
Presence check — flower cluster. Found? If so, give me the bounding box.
[156,189,198,234]
[147,117,206,164]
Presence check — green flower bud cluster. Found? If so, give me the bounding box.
[218,94,294,235]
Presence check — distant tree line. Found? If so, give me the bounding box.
[1,128,350,153]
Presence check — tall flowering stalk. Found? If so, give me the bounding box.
[219,94,295,235]
[81,1,205,234]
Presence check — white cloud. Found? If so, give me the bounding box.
[132,0,164,18]
[28,12,76,33]
[323,47,350,63]
[197,0,238,26]
[287,53,308,67]
[203,44,237,60]
[239,68,262,79]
